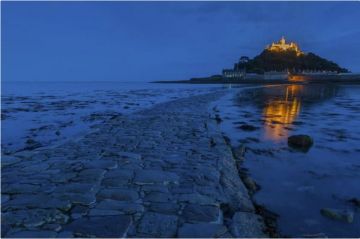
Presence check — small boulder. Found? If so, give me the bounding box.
[320,208,354,223]
[348,198,360,208]
[238,124,258,131]
[288,135,313,151]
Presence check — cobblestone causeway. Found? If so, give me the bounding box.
[1,91,267,237]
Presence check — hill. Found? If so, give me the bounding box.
[235,49,349,74]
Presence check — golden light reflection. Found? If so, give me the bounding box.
[289,75,307,82]
[262,85,303,141]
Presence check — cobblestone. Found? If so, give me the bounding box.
[1,91,266,237]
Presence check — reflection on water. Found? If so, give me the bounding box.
[238,84,340,142]
[263,85,302,140]
[289,75,307,82]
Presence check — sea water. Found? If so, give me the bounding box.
[216,84,360,237]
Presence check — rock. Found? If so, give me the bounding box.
[55,193,96,206]
[2,194,10,204]
[320,208,354,223]
[3,209,69,228]
[95,199,144,214]
[97,188,139,201]
[178,223,228,238]
[1,155,22,166]
[137,212,178,237]
[143,192,174,203]
[64,215,132,237]
[302,232,328,238]
[6,230,58,238]
[2,183,42,194]
[148,202,180,214]
[50,172,77,183]
[42,223,62,232]
[74,168,106,183]
[57,231,73,238]
[3,194,72,211]
[142,185,169,193]
[348,198,360,207]
[238,124,258,131]
[54,183,97,194]
[83,160,117,170]
[118,152,142,160]
[177,193,216,205]
[182,204,221,223]
[70,205,89,219]
[243,177,259,193]
[101,169,134,187]
[215,114,222,124]
[288,135,313,150]
[134,169,179,185]
[88,209,124,216]
[230,212,267,238]
[24,138,42,150]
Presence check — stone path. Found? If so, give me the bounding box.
[1,91,267,238]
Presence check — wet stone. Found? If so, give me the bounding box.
[2,194,10,204]
[42,223,62,232]
[177,193,216,205]
[137,212,178,237]
[141,184,169,193]
[55,193,96,206]
[70,205,89,219]
[3,194,72,211]
[95,199,144,214]
[97,188,139,201]
[49,172,77,183]
[182,204,221,223]
[143,192,174,203]
[88,209,123,216]
[1,155,22,167]
[3,209,69,228]
[320,208,354,223]
[3,183,42,194]
[178,223,228,238]
[230,212,267,238]
[64,215,132,237]
[54,183,97,194]
[101,170,134,187]
[118,152,142,160]
[56,230,73,238]
[6,230,58,238]
[148,202,180,214]
[74,168,106,183]
[134,169,179,185]
[83,160,117,169]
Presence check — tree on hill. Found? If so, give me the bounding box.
[235,49,349,74]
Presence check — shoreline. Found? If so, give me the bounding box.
[152,77,360,85]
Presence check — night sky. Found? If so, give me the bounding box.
[3,2,360,82]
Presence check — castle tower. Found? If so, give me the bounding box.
[280,36,286,45]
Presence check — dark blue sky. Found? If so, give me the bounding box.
[3,2,360,82]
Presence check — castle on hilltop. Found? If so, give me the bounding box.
[221,36,348,80]
[266,36,303,56]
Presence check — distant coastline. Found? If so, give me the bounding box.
[153,73,360,85]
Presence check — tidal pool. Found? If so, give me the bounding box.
[216,84,360,237]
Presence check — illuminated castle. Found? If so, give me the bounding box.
[267,36,303,56]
